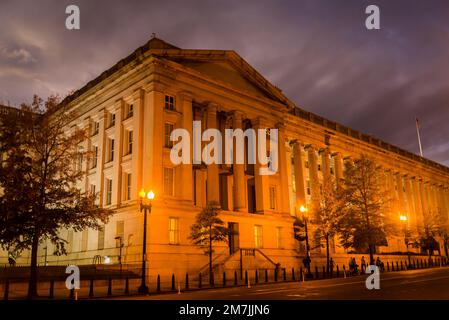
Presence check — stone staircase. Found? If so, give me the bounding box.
[197,248,281,279]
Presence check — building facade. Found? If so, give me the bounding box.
[2,38,449,276]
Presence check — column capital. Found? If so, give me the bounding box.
[132,87,145,100]
[206,102,219,113]
[304,144,314,151]
[177,90,194,102]
[251,116,270,128]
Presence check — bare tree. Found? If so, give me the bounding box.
[190,201,228,285]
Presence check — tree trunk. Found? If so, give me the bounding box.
[368,244,375,266]
[27,231,40,299]
[325,234,330,275]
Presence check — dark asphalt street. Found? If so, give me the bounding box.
[125,266,449,300]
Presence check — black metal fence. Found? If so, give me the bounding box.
[2,256,448,300]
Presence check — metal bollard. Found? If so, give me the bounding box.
[171,274,175,291]
[125,277,129,295]
[292,268,295,281]
[336,265,340,277]
[4,281,9,301]
[283,268,286,281]
[198,273,202,289]
[255,270,259,284]
[315,266,319,279]
[107,277,112,296]
[245,270,248,285]
[234,271,238,286]
[265,269,268,282]
[223,272,226,287]
[185,273,189,290]
[89,279,94,298]
[49,279,55,299]
[157,275,161,292]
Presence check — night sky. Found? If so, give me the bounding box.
[1,0,449,165]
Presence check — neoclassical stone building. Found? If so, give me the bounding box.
[2,38,449,276]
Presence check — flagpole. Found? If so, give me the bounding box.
[416,118,423,157]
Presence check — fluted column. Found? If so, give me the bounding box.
[142,85,164,195]
[278,125,290,213]
[396,174,406,217]
[292,141,306,210]
[321,148,331,178]
[420,181,430,221]
[333,152,343,186]
[206,103,220,204]
[307,145,320,219]
[254,118,269,213]
[232,111,246,212]
[179,91,194,201]
[95,109,107,206]
[112,99,124,205]
[404,176,417,231]
[412,178,424,232]
[131,89,144,199]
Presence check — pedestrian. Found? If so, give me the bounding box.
[303,256,311,274]
[361,256,366,273]
[352,257,359,275]
[8,253,16,267]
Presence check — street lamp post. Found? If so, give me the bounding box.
[138,188,155,294]
[400,214,412,268]
[300,205,311,275]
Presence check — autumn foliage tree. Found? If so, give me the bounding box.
[315,170,340,274]
[190,201,228,284]
[0,95,113,298]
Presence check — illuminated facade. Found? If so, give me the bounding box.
[1,38,449,276]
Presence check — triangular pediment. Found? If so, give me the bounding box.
[61,37,295,110]
[168,57,276,100]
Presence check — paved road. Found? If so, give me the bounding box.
[124,266,449,300]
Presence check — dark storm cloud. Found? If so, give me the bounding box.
[1,0,449,165]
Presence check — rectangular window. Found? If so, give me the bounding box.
[165,95,175,111]
[109,113,116,127]
[106,178,113,205]
[306,180,311,195]
[276,227,283,249]
[116,220,124,247]
[164,123,174,148]
[127,130,133,155]
[169,217,179,244]
[269,186,276,210]
[127,104,133,118]
[164,167,174,196]
[92,121,99,136]
[108,138,114,162]
[97,226,105,250]
[305,161,309,169]
[91,145,98,169]
[254,225,263,248]
[126,173,132,200]
[90,184,96,195]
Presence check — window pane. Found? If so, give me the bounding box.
[169,218,179,244]
[164,167,174,195]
